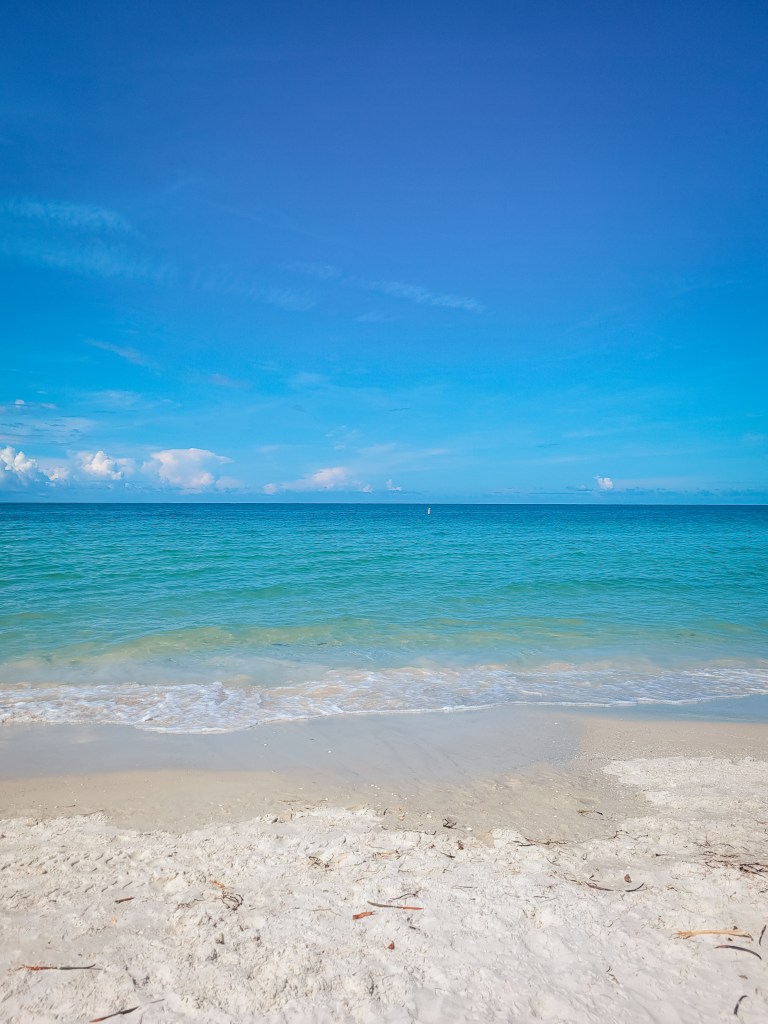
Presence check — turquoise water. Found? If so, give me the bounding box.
[1,503,767,731]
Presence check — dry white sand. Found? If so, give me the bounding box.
[2,723,768,1022]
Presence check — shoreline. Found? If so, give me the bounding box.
[1,702,767,831]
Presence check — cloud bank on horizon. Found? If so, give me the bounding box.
[1,1,766,503]
[1,444,239,494]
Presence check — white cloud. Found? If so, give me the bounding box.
[386,479,402,491]
[78,450,135,481]
[595,475,614,491]
[264,465,372,494]
[0,445,42,485]
[1,443,236,492]
[144,448,233,492]
[0,445,66,487]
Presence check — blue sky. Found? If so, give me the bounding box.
[2,0,766,501]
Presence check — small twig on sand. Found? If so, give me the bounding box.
[734,995,749,1017]
[715,945,762,959]
[353,911,375,920]
[389,891,421,902]
[114,897,134,904]
[675,929,752,940]
[760,924,766,946]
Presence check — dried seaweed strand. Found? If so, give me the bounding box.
[19,964,100,972]
[89,1006,139,1022]
[734,995,749,1017]
[585,881,645,893]
[675,929,752,940]
[90,999,163,1022]
[715,945,762,959]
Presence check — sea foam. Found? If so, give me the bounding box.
[1,661,767,732]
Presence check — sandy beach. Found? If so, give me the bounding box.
[1,708,767,1023]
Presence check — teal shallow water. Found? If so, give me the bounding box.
[1,504,767,731]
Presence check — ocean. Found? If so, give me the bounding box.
[1,503,766,732]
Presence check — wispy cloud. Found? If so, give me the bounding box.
[594,475,614,491]
[0,197,133,234]
[356,442,451,466]
[289,371,329,388]
[209,373,250,389]
[84,390,151,411]
[0,235,174,284]
[357,310,399,323]
[86,339,157,369]
[0,402,94,445]
[199,270,318,311]
[359,278,485,313]
[0,194,180,286]
[280,260,342,280]
[260,286,317,311]
[285,260,485,314]
[203,199,328,241]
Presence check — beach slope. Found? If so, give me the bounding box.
[2,751,767,1023]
